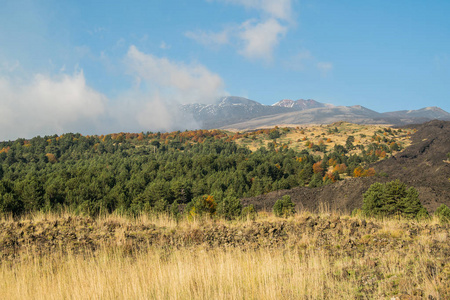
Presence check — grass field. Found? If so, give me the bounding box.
[0,212,448,299]
[231,122,413,155]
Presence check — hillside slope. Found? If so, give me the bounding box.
[242,120,450,213]
[222,105,385,130]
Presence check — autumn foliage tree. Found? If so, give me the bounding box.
[189,195,217,217]
[353,166,375,177]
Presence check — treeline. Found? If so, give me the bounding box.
[0,129,393,217]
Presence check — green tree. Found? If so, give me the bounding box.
[217,196,242,220]
[273,195,296,218]
[269,130,281,140]
[362,180,428,218]
[241,204,256,220]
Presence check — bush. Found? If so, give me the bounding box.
[435,204,450,224]
[189,195,217,217]
[273,195,296,218]
[241,204,256,220]
[217,197,242,220]
[362,180,428,219]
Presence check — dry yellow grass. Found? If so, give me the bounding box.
[0,244,444,299]
[233,122,412,155]
[0,212,447,299]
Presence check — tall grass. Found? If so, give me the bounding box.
[0,212,447,299]
[0,245,443,299]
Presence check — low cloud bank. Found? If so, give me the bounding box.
[0,46,226,141]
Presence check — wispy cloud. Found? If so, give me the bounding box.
[317,62,333,77]
[125,45,224,104]
[159,41,171,50]
[238,18,287,61]
[283,50,334,76]
[282,50,313,71]
[188,0,293,62]
[185,29,230,48]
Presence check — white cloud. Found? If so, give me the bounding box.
[0,46,227,140]
[109,46,226,132]
[126,45,224,104]
[238,18,287,61]
[0,71,107,140]
[189,0,293,62]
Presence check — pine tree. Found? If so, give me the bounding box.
[362,180,428,218]
[273,195,296,218]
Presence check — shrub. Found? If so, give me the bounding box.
[362,180,428,218]
[217,197,242,220]
[241,204,256,220]
[189,195,217,217]
[269,130,281,140]
[435,204,450,224]
[273,195,296,218]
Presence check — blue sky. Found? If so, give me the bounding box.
[0,0,449,140]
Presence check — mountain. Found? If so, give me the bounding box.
[180,96,450,129]
[221,105,386,130]
[272,99,330,110]
[381,107,450,121]
[180,96,292,129]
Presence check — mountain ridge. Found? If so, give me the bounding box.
[180,96,450,129]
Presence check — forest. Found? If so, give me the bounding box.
[0,126,403,217]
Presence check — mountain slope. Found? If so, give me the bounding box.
[241,120,450,213]
[221,105,385,130]
[181,96,450,129]
[382,107,450,120]
[180,96,292,129]
[272,99,329,110]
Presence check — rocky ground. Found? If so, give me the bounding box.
[0,214,449,298]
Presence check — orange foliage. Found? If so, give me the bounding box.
[353,166,375,177]
[0,147,10,154]
[324,172,338,182]
[313,161,324,174]
[328,158,337,167]
[45,153,57,163]
[333,164,347,174]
